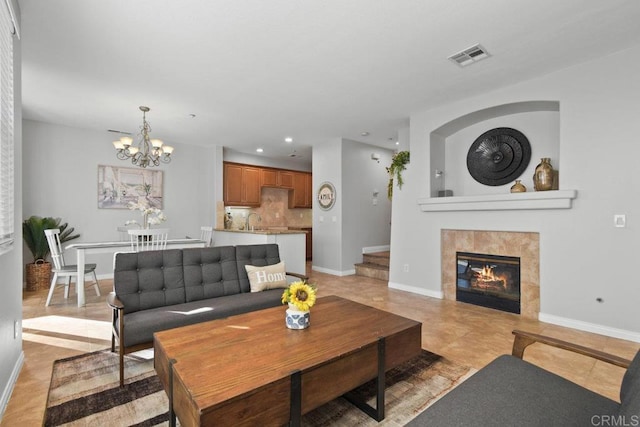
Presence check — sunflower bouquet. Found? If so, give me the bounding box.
[281,281,317,312]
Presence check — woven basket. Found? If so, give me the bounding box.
[25,259,52,291]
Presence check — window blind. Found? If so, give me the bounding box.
[0,1,14,254]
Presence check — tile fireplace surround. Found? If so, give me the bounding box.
[441,229,540,319]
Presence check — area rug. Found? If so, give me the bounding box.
[44,349,473,426]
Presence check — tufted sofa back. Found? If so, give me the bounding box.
[113,244,284,314]
[113,249,185,314]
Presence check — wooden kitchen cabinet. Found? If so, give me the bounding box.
[290,172,312,208]
[262,168,294,189]
[277,170,294,189]
[260,168,278,187]
[224,162,261,206]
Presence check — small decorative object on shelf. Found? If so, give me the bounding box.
[510,180,527,193]
[533,158,554,191]
[282,281,317,329]
[126,200,167,229]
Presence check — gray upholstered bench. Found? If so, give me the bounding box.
[408,330,640,427]
[108,243,306,386]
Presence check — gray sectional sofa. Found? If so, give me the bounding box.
[408,329,640,427]
[108,243,306,386]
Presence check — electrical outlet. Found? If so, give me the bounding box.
[614,214,626,228]
[403,264,409,272]
[14,320,19,339]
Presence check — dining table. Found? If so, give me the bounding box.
[65,238,206,307]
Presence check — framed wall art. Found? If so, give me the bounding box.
[97,165,163,209]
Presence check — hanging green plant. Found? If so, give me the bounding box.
[386,150,410,199]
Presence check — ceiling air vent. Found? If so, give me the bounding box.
[448,44,490,67]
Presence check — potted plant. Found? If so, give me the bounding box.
[386,150,410,199]
[23,216,80,291]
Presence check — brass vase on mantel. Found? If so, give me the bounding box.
[510,180,526,193]
[533,158,554,191]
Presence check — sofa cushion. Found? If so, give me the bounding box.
[619,350,640,418]
[123,289,283,347]
[182,246,242,302]
[406,355,619,427]
[245,261,288,292]
[236,244,282,293]
[114,249,185,314]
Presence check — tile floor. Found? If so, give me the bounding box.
[2,267,638,426]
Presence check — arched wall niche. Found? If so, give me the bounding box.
[429,100,560,197]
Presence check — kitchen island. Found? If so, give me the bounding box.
[214,229,307,276]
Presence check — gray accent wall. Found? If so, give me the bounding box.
[389,43,640,340]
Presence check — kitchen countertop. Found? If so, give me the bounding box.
[215,228,308,235]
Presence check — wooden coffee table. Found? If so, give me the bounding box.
[154,295,422,426]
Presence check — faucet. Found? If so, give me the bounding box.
[246,213,261,231]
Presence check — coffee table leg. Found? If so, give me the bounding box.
[343,336,386,421]
[290,370,302,427]
[169,358,177,427]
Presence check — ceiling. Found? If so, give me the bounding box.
[18,0,640,163]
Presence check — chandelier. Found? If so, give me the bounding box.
[112,106,174,168]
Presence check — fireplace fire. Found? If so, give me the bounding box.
[456,252,520,314]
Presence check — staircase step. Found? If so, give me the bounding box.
[362,251,390,268]
[354,262,389,281]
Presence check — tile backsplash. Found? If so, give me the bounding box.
[217,187,312,229]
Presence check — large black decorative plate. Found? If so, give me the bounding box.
[466,127,531,186]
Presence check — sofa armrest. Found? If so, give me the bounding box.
[512,329,632,368]
[107,292,124,310]
[286,271,309,282]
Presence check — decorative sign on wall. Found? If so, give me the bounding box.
[317,181,336,211]
[97,165,163,209]
[466,127,531,186]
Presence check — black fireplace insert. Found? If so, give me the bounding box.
[456,252,520,314]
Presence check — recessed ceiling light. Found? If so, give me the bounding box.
[361,132,370,137]
[284,137,293,143]
[395,141,400,145]
[256,148,264,153]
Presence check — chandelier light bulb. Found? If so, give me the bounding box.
[162,145,174,154]
[120,136,133,147]
[151,138,163,148]
[112,140,124,150]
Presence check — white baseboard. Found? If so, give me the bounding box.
[0,350,24,420]
[362,245,390,254]
[539,313,640,343]
[311,266,355,277]
[388,282,443,299]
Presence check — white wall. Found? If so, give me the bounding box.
[22,120,221,277]
[443,111,560,196]
[312,139,343,274]
[0,0,23,417]
[223,148,312,172]
[390,44,640,340]
[312,138,393,275]
[342,139,393,269]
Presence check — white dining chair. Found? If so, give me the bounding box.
[128,228,169,252]
[200,226,213,246]
[44,228,101,307]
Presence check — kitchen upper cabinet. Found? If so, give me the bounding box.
[260,168,278,187]
[224,162,261,206]
[290,172,312,208]
[225,162,312,208]
[277,171,294,189]
[261,168,294,189]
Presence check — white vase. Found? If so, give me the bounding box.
[285,307,310,329]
